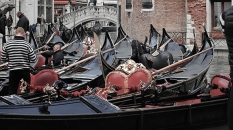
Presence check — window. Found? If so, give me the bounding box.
[38,0,44,16]
[141,0,154,12]
[126,0,132,10]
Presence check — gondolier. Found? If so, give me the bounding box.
[219,6,233,130]
[41,43,64,66]
[1,27,37,95]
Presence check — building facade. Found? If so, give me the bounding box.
[119,0,233,46]
[3,0,54,28]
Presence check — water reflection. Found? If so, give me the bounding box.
[206,57,229,82]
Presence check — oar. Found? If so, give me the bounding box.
[55,35,127,73]
[94,32,106,80]
[152,46,214,75]
[38,39,79,54]
[152,38,172,56]
[0,62,8,68]
[61,39,79,50]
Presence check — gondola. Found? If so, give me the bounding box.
[107,28,214,106]
[154,27,183,62]
[41,24,65,48]
[62,28,84,61]
[0,26,229,130]
[58,30,130,91]
[139,25,189,70]
[0,25,130,99]
[16,26,131,102]
[76,24,88,41]
[33,26,86,71]
[0,70,229,130]
[183,29,199,58]
[114,24,128,45]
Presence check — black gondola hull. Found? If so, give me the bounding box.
[0,98,227,130]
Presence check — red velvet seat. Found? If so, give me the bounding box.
[29,69,58,93]
[34,54,46,69]
[105,68,152,95]
[34,55,52,69]
[48,57,52,64]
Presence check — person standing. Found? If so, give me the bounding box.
[220,6,233,130]
[1,27,37,95]
[14,11,29,32]
[6,15,13,36]
[0,11,6,43]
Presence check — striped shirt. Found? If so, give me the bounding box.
[1,36,37,71]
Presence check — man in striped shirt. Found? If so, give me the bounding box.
[1,27,37,95]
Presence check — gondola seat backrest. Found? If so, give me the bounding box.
[34,54,46,68]
[34,55,52,69]
[105,60,152,95]
[106,69,152,95]
[29,69,58,93]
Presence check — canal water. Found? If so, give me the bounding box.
[201,56,229,130]
[206,55,229,82]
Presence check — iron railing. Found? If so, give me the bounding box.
[167,31,227,49]
[168,31,186,45]
[207,31,226,48]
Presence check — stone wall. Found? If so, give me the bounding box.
[120,0,186,43]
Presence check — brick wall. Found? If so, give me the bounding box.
[187,0,206,46]
[120,0,208,46]
[120,0,186,43]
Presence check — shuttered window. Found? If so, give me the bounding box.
[142,0,153,9]
[126,0,132,9]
